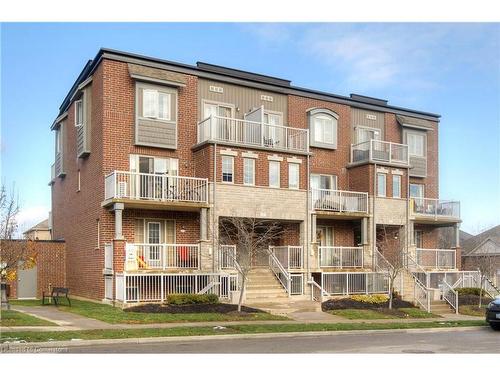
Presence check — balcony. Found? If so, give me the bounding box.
[197,115,309,153]
[416,248,456,270]
[351,139,409,166]
[129,243,200,270]
[311,189,368,216]
[318,246,364,268]
[104,171,209,210]
[411,198,460,222]
[270,245,304,269]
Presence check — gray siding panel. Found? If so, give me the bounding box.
[137,119,176,147]
[198,79,288,123]
[351,108,385,143]
[409,156,427,177]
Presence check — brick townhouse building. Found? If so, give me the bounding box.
[49,48,495,312]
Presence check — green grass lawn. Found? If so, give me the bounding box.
[1,310,56,327]
[9,299,287,324]
[328,307,438,320]
[0,320,487,343]
[459,305,487,317]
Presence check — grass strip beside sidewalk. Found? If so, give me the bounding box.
[1,310,57,327]
[0,320,487,343]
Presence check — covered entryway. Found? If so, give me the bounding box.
[17,264,37,299]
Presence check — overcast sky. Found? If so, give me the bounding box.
[1,23,499,234]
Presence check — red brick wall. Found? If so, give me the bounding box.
[4,240,66,299]
[316,219,357,247]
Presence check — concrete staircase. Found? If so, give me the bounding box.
[244,267,289,305]
[430,300,455,315]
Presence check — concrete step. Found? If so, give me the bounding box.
[245,290,287,297]
[246,283,282,289]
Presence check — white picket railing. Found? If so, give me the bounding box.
[270,246,303,269]
[411,198,460,219]
[441,279,459,314]
[413,277,431,312]
[321,272,390,295]
[269,250,292,296]
[104,171,208,204]
[311,189,368,213]
[308,278,332,302]
[351,139,409,165]
[197,115,309,153]
[290,274,304,295]
[416,248,457,269]
[218,245,237,270]
[115,273,238,303]
[131,243,200,269]
[318,246,364,268]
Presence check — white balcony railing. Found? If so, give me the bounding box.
[321,272,389,295]
[351,139,409,165]
[105,171,208,204]
[270,245,304,269]
[411,198,460,219]
[311,189,368,213]
[197,115,309,153]
[319,246,364,268]
[130,243,200,269]
[416,248,457,270]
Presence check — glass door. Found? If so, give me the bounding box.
[147,222,161,268]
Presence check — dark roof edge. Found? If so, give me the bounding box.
[54,48,441,122]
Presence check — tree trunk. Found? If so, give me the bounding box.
[238,277,246,312]
[478,276,484,308]
[388,278,394,309]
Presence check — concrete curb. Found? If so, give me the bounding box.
[0,325,488,349]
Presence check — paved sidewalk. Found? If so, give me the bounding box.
[1,305,484,334]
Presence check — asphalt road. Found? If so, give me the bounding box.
[62,327,499,354]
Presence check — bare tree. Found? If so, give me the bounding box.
[0,185,37,304]
[476,253,495,308]
[218,216,284,312]
[375,225,407,309]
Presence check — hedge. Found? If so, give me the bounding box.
[166,293,219,305]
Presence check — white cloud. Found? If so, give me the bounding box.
[15,205,49,237]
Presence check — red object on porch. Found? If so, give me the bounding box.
[178,246,189,260]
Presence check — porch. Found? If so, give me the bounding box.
[415,248,457,270]
[350,139,409,166]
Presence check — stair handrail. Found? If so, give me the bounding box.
[413,276,432,312]
[441,279,459,314]
[307,278,332,303]
[268,247,291,296]
[374,248,394,272]
[404,251,430,288]
[478,274,500,298]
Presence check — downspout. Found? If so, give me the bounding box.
[306,151,310,284]
[212,143,217,273]
[372,163,377,268]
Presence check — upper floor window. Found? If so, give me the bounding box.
[356,126,381,144]
[310,174,336,191]
[130,155,178,176]
[264,112,282,126]
[243,158,255,186]
[407,132,425,157]
[269,161,280,188]
[392,174,401,198]
[410,183,424,199]
[288,163,300,189]
[308,108,338,149]
[75,99,83,127]
[143,89,171,120]
[377,173,386,197]
[222,156,234,183]
[203,101,233,119]
[55,128,62,154]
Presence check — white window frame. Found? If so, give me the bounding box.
[269,161,280,188]
[55,128,62,154]
[75,99,83,127]
[310,174,337,191]
[407,132,425,157]
[243,158,255,186]
[142,89,171,121]
[377,173,387,197]
[355,125,381,144]
[288,163,300,190]
[392,174,401,198]
[410,183,425,199]
[313,114,335,144]
[222,156,234,184]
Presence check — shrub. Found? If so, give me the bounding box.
[455,288,488,297]
[166,293,219,305]
[350,294,389,304]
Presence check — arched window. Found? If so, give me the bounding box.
[308,108,339,149]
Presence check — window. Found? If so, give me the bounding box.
[392,175,401,198]
[407,132,425,157]
[263,112,282,125]
[310,174,336,190]
[143,89,171,120]
[414,230,423,248]
[269,161,280,188]
[77,170,81,192]
[75,99,83,127]
[96,219,100,249]
[55,128,62,154]
[356,126,381,143]
[288,163,299,189]
[410,183,424,199]
[377,173,386,197]
[243,158,255,186]
[317,226,334,246]
[309,109,338,149]
[222,156,234,183]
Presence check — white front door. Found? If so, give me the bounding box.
[147,222,161,267]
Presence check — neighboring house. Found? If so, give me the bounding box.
[23,219,52,240]
[462,225,500,287]
[48,48,467,309]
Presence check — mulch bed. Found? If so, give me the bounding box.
[322,297,414,312]
[124,303,266,314]
[458,294,492,306]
